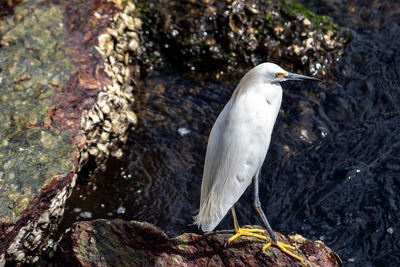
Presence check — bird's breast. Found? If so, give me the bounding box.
[237,93,280,132]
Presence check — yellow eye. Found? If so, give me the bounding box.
[275,72,288,78]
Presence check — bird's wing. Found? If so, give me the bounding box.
[195,95,273,232]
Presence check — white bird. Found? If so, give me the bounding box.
[194,62,320,261]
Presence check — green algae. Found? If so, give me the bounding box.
[0,1,76,223]
[0,3,75,139]
[0,127,74,222]
[281,0,339,31]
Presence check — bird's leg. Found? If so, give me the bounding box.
[225,206,267,247]
[253,174,303,261]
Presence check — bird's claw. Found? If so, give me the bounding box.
[262,240,303,261]
[224,228,303,261]
[226,228,268,247]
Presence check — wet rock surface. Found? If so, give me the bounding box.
[0,0,349,264]
[57,219,341,267]
[0,0,140,264]
[297,0,400,30]
[139,0,350,77]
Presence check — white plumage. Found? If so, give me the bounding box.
[194,63,285,231]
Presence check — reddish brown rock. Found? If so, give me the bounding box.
[0,0,139,264]
[57,219,342,267]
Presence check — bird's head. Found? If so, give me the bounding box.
[256,62,321,84]
[233,62,321,101]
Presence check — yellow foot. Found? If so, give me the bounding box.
[226,228,267,246]
[263,240,303,261]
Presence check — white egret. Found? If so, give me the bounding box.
[194,62,320,261]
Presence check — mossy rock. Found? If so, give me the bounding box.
[0,0,118,262]
[57,219,342,267]
[139,0,350,76]
[0,0,76,225]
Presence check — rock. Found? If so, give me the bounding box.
[57,219,341,267]
[0,0,347,265]
[139,0,351,76]
[0,0,140,264]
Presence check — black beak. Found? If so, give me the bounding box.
[284,72,321,82]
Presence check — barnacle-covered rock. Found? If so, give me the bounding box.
[0,0,141,264]
[139,0,350,76]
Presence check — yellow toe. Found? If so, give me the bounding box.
[227,228,268,245]
[262,240,303,261]
[226,228,303,262]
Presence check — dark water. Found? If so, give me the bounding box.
[60,0,400,266]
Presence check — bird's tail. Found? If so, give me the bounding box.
[193,192,226,232]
